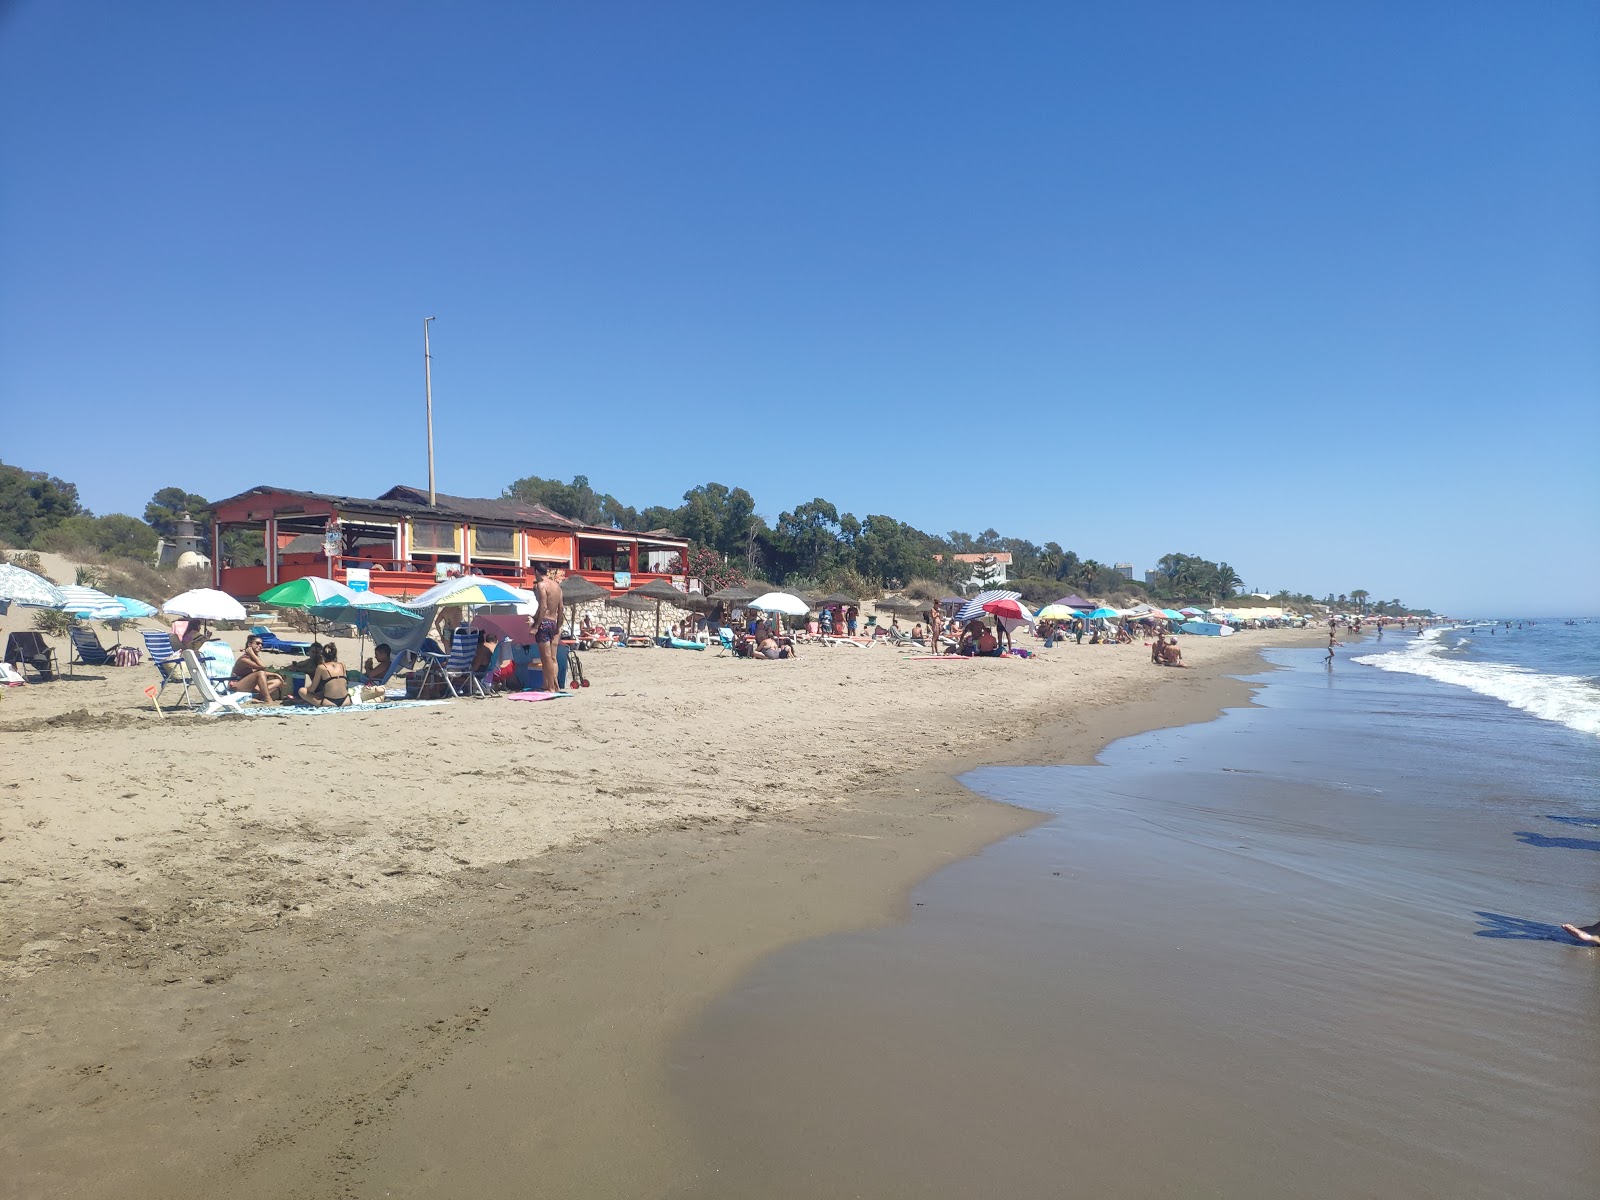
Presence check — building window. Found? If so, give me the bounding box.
[412,519,458,554]
[472,525,515,559]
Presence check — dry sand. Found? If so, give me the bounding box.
[0,599,1319,1198]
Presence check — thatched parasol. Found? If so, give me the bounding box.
[628,578,691,639]
[708,584,762,603]
[816,590,859,608]
[876,594,925,616]
[606,592,655,637]
[559,575,610,637]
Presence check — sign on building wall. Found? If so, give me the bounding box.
[613,571,631,590]
[346,567,370,593]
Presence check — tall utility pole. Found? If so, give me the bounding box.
[423,316,437,505]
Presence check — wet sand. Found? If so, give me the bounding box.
[668,645,1598,1199]
[1,613,1309,1198]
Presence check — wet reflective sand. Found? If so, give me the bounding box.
[669,651,1598,1198]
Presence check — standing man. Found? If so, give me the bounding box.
[532,563,565,692]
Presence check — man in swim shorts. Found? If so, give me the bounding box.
[532,563,565,692]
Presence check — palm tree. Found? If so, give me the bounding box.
[1350,589,1369,613]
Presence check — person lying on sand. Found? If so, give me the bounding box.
[1561,920,1600,946]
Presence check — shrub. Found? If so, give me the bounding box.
[32,608,78,637]
[2,549,51,580]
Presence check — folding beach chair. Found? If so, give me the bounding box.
[4,632,57,682]
[416,630,488,698]
[68,626,118,669]
[716,626,737,656]
[181,650,250,716]
[142,631,192,707]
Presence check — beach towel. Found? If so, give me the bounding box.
[507,690,572,702]
[908,655,976,661]
[237,699,448,716]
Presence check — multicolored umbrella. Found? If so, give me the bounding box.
[1036,603,1083,622]
[0,563,66,608]
[403,574,537,609]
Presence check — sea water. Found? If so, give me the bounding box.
[668,630,1598,1199]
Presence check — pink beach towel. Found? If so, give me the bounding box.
[507,691,572,702]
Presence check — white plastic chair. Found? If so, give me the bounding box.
[181,650,251,717]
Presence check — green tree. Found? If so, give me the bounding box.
[504,474,634,527]
[0,461,83,546]
[39,513,159,560]
[1349,588,1370,613]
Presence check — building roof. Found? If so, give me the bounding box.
[211,484,685,544]
[934,552,1013,565]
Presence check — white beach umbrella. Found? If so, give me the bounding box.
[749,591,810,617]
[0,562,67,608]
[162,588,247,621]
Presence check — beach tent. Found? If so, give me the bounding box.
[1056,595,1095,610]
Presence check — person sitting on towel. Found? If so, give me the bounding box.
[977,624,1001,656]
[298,642,350,706]
[753,633,795,660]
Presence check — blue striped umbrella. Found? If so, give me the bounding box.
[954,590,1021,623]
[57,584,126,620]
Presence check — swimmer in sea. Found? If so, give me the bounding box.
[1561,920,1600,946]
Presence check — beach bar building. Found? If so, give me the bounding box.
[208,484,690,600]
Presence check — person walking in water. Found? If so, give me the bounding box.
[1324,627,1340,666]
[532,563,566,692]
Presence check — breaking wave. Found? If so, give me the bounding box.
[1354,629,1600,739]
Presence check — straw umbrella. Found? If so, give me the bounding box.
[606,592,656,638]
[627,578,690,640]
[559,574,609,638]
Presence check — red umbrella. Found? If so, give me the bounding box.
[981,597,1035,628]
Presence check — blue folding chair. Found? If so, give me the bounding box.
[142,630,191,706]
[417,629,487,698]
[250,625,313,655]
[68,626,118,669]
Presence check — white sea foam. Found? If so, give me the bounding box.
[1354,630,1600,738]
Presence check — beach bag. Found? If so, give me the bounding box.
[114,645,142,667]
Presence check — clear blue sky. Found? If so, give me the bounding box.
[3,2,1596,613]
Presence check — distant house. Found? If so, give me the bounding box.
[206,483,688,600]
[933,552,1012,590]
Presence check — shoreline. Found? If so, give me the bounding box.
[2,628,1315,1198]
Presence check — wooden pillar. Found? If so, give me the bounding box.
[211,519,222,587]
[265,518,278,585]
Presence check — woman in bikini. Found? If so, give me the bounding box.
[298,642,350,706]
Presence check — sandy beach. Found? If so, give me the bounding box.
[0,605,1315,1198]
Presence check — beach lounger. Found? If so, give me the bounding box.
[4,632,57,682]
[181,650,251,716]
[250,625,313,655]
[68,626,118,669]
[141,631,191,706]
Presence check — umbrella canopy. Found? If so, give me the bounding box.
[0,562,66,608]
[1180,607,1206,616]
[560,575,610,604]
[628,578,690,603]
[1160,608,1185,620]
[1056,595,1095,610]
[260,576,368,608]
[57,584,126,620]
[749,591,810,617]
[938,596,966,610]
[114,595,158,619]
[955,590,1022,622]
[606,594,657,612]
[1036,603,1081,621]
[708,584,763,603]
[163,588,248,621]
[816,591,859,608]
[981,597,1035,627]
[404,574,536,608]
[1088,607,1119,620]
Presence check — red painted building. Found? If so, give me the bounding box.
[208,484,689,600]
